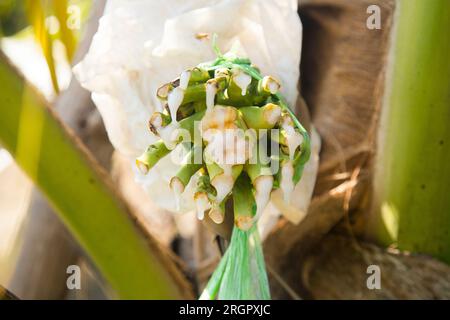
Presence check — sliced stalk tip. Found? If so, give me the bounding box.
[240,103,281,129]
[157,83,173,100]
[149,112,170,135]
[209,204,225,224]
[280,161,294,204]
[169,177,185,211]
[194,192,211,220]
[136,141,171,174]
[261,76,280,94]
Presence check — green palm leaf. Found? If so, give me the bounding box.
[0,51,191,299]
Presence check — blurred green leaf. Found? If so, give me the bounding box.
[2,1,90,94]
[0,51,190,299]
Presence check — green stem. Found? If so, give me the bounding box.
[172,76,228,106]
[233,173,256,230]
[209,199,227,224]
[182,83,207,104]
[175,102,195,120]
[178,110,205,137]
[240,103,281,129]
[189,67,211,83]
[196,172,216,198]
[139,109,205,173]
[193,101,207,113]
[149,112,171,135]
[157,67,211,101]
[171,147,203,188]
[206,162,243,181]
[136,141,170,174]
[271,153,290,190]
[245,160,272,183]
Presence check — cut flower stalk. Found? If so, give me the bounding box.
[233,173,256,231]
[240,103,282,129]
[137,45,311,299]
[136,141,170,174]
[70,0,307,299]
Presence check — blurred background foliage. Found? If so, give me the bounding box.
[0,0,27,37]
[0,0,190,299]
[0,0,93,292]
[0,0,91,92]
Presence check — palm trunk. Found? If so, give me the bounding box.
[369,0,450,263]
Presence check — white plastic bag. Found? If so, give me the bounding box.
[74,0,317,222]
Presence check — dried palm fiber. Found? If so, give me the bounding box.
[301,234,450,299]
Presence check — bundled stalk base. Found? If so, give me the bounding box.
[199,225,270,300]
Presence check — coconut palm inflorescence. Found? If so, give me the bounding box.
[136,47,310,299]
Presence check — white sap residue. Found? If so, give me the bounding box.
[170,178,184,212]
[210,163,234,204]
[158,122,180,150]
[265,104,282,125]
[221,164,232,177]
[179,70,191,90]
[254,175,273,221]
[282,121,303,160]
[195,193,210,220]
[211,173,233,204]
[263,76,280,94]
[233,69,252,95]
[167,87,184,123]
[281,161,294,204]
[206,81,217,110]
